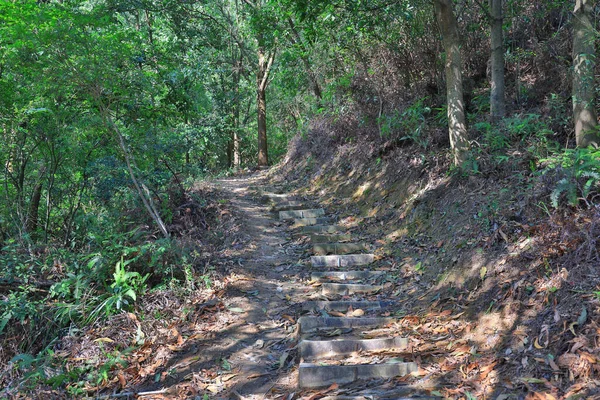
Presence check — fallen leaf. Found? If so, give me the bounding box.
[228,307,245,313]
[548,356,559,372]
[117,371,126,388]
[221,373,237,382]
[521,377,547,384]
[557,353,578,368]
[480,266,487,280]
[206,385,219,394]
[534,337,545,349]
[351,309,365,317]
[478,361,497,379]
[579,352,596,364]
[94,338,114,343]
[306,383,339,400]
[498,229,509,242]
[281,314,295,323]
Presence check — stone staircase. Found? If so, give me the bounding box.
[256,185,422,394]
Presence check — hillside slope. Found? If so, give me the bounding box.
[265,116,600,398]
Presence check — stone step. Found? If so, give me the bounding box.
[293,217,332,227]
[261,193,292,203]
[311,271,385,282]
[313,243,369,255]
[249,185,283,193]
[301,300,390,312]
[321,283,383,296]
[299,316,394,333]
[280,208,325,220]
[310,233,353,243]
[301,225,344,234]
[298,362,418,389]
[271,201,305,212]
[300,336,409,360]
[311,254,375,267]
[319,387,440,400]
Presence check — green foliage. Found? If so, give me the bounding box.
[474,121,509,153]
[379,97,431,149]
[504,114,552,142]
[87,258,148,322]
[541,147,600,208]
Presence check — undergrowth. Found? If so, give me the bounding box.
[0,186,231,395]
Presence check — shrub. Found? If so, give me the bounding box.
[541,147,600,208]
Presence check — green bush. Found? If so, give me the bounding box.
[379,97,431,149]
[541,147,600,208]
[505,114,553,142]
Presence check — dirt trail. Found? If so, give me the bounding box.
[144,172,423,399]
[205,174,306,398]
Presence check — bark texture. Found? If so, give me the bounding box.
[434,0,469,165]
[489,0,505,120]
[573,0,598,147]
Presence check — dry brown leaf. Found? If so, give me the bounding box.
[570,336,588,353]
[478,361,497,379]
[402,316,420,324]
[534,337,545,349]
[281,314,295,323]
[410,367,428,376]
[94,337,114,343]
[451,311,465,319]
[306,383,339,400]
[117,371,126,389]
[351,309,365,317]
[465,362,479,374]
[579,352,596,363]
[439,309,452,317]
[221,373,237,382]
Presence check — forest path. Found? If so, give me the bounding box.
[146,173,429,399]
[213,174,425,399]
[203,173,310,398]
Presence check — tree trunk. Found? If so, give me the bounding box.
[434,0,469,165]
[573,0,598,147]
[489,0,505,120]
[257,80,268,167]
[232,58,241,169]
[101,108,170,238]
[256,44,275,168]
[27,179,43,234]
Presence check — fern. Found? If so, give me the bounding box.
[543,147,600,208]
[550,178,572,208]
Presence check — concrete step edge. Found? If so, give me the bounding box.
[298,362,418,389]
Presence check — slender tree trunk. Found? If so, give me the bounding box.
[232,58,241,169]
[256,44,275,168]
[100,107,169,238]
[573,0,598,147]
[489,0,505,120]
[257,78,268,167]
[27,179,43,234]
[434,0,469,165]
